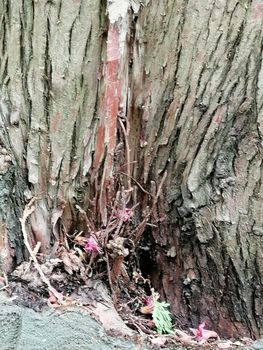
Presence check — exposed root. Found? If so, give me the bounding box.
[118,113,132,192]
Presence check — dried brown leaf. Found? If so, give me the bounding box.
[174,329,195,344]
[150,336,167,346]
[202,329,220,340]
[240,337,253,345]
[217,341,233,349]
[59,248,86,280]
[140,305,154,315]
[190,327,219,341]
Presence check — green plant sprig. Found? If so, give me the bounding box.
[152,289,174,334]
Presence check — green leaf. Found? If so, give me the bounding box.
[152,296,174,334]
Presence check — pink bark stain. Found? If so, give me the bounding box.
[105,25,121,155]
[93,25,121,224]
[51,112,61,133]
[94,24,121,170]
[213,105,226,125]
[196,52,205,64]
[252,1,263,20]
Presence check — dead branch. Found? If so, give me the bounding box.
[0,272,9,291]
[134,171,167,244]
[118,115,132,191]
[20,197,66,305]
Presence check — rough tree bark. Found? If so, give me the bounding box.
[0,0,262,339]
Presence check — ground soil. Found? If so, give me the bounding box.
[0,289,262,350]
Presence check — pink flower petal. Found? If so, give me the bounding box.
[85,237,101,253]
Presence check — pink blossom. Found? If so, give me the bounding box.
[196,321,206,339]
[85,237,101,253]
[190,321,219,342]
[140,295,154,314]
[115,207,133,222]
[145,296,154,308]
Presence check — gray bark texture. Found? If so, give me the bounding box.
[0,0,263,339]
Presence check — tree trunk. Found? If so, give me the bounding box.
[0,0,262,339]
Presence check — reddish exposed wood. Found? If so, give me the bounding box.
[93,24,123,225]
[93,125,105,170]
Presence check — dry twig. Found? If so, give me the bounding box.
[118,115,132,191]
[117,171,152,197]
